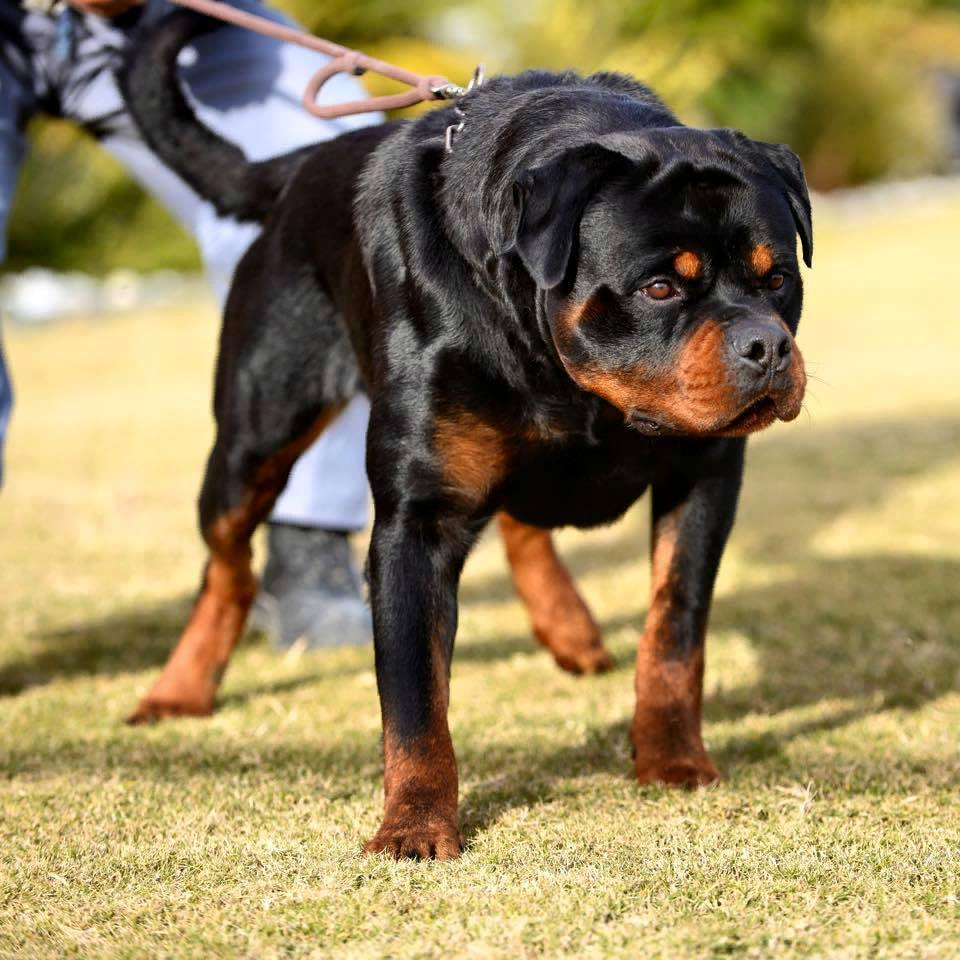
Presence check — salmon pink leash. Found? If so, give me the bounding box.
[169,0,466,118]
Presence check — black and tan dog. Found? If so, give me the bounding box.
[119,11,811,860]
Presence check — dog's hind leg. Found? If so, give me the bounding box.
[127,405,344,725]
[127,243,362,724]
[498,512,614,674]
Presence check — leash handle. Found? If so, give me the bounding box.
[168,0,463,118]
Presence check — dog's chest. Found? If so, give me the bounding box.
[500,435,655,530]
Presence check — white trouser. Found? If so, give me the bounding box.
[0,0,372,528]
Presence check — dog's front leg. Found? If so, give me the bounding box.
[363,505,474,860]
[631,438,745,788]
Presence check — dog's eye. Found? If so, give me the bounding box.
[642,280,677,301]
[768,273,785,291]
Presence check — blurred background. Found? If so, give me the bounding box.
[4,8,960,950]
[3,0,960,280]
[3,0,960,910]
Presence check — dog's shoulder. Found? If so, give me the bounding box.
[354,69,677,283]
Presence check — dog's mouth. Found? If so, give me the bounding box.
[625,412,666,435]
[720,396,778,435]
[625,394,792,438]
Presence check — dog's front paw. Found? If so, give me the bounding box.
[364,813,462,861]
[633,749,719,789]
[630,708,719,789]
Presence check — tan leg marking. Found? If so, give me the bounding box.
[127,520,256,723]
[365,619,461,860]
[499,512,613,674]
[127,407,343,724]
[630,513,719,788]
[365,727,462,861]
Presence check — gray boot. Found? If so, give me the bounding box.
[250,523,372,649]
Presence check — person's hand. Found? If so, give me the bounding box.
[68,0,142,17]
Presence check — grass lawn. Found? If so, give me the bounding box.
[2,191,959,958]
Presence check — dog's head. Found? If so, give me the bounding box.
[505,127,811,437]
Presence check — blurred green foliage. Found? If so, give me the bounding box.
[5,0,959,273]
[6,122,202,273]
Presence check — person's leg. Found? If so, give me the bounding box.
[59,2,376,645]
[166,7,378,544]
[170,19,380,647]
[0,338,10,488]
[0,42,36,486]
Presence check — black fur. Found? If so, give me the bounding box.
[121,11,812,859]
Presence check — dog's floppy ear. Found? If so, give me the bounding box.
[752,140,813,268]
[506,144,633,289]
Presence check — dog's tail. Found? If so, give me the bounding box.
[118,9,314,222]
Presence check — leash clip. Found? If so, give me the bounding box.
[445,64,485,154]
[430,82,466,101]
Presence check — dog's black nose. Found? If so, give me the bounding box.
[731,322,791,376]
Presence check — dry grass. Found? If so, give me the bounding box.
[2,193,959,958]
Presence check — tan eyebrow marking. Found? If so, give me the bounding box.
[673,251,702,280]
[750,245,774,276]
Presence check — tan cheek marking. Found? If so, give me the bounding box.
[555,297,604,341]
[556,302,741,432]
[673,251,702,280]
[553,299,583,347]
[750,245,774,276]
[673,319,740,426]
[554,299,669,414]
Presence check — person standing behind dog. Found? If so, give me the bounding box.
[0,0,377,649]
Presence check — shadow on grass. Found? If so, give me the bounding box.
[0,593,376,703]
[458,699,884,840]
[0,591,542,698]
[4,416,959,796]
[3,731,384,786]
[708,553,960,719]
[0,595,197,697]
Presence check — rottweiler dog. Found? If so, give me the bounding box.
[119,11,811,860]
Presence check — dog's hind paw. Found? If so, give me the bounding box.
[126,695,214,725]
[549,640,616,676]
